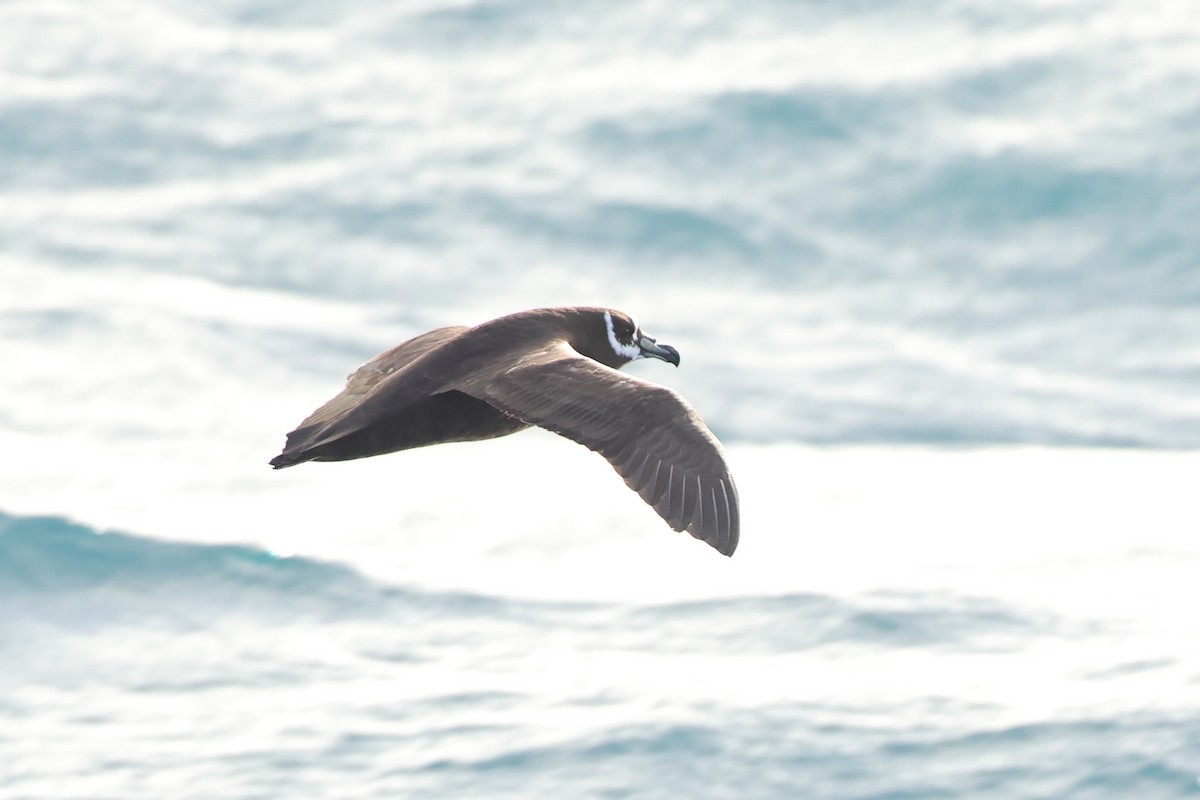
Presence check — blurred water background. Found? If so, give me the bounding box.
[2,0,1199,797]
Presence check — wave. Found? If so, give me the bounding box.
[623,591,1045,653]
[5,0,1200,452]
[0,510,1049,652]
[0,510,519,630]
[407,712,1200,800]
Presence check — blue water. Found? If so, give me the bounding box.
[4,511,1198,799]
[3,0,1200,796]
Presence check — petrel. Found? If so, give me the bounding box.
[270,307,739,555]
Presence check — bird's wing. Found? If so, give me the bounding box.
[294,326,469,431]
[452,343,739,555]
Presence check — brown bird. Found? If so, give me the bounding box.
[270,307,739,555]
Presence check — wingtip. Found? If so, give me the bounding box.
[709,528,738,557]
[686,520,738,557]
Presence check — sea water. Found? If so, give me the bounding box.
[3,445,1200,798]
[2,0,1199,797]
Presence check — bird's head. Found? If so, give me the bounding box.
[587,309,680,370]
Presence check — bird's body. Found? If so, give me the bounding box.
[269,324,529,464]
[271,307,739,555]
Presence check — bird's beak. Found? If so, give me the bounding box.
[638,335,680,367]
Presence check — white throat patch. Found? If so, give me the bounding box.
[604,310,641,361]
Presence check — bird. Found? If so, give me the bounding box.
[270,307,739,556]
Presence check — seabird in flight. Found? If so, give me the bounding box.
[270,307,739,555]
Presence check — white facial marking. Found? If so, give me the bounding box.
[604,310,641,360]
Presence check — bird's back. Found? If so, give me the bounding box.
[270,324,530,467]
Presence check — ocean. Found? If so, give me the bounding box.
[2,0,1199,797]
